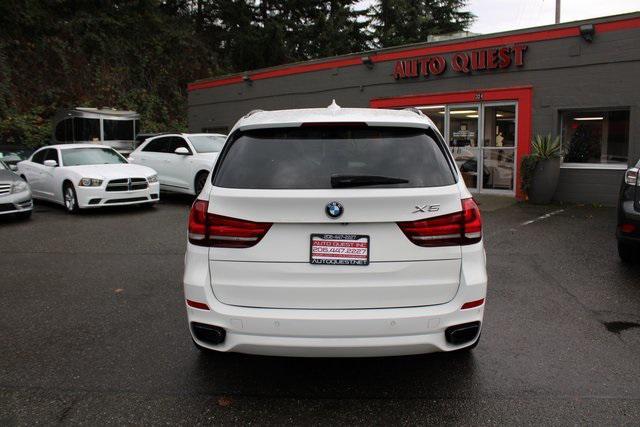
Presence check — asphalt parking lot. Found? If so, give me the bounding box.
[1,194,640,425]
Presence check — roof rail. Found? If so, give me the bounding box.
[403,107,425,116]
[243,109,264,118]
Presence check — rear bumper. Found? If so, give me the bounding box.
[184,243,487,357]
[617,200,640,244]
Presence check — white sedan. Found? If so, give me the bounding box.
[17,144,160,213]
[128,133,226,196]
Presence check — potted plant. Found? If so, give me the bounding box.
[521,134,562,204]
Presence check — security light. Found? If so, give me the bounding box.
[361,56,374,69]
[579,24,595,42]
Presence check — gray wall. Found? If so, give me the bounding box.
[555,168,624,205]
[188,16,640,205]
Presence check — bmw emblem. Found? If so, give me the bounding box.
[325,201,343,219]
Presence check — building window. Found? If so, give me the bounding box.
[560,109,629,164]
[419,105,445,134]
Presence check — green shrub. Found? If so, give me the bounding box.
[520,134,562,194]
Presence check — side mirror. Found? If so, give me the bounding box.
[9,164,17,171]
[174,147,190,155]
[44,159,58,167]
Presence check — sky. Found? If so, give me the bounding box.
[356,0,640,35]
[466,0,640,34]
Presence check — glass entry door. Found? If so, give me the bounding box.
[421,102,517,194]
[481,104,516,193]
[449,105,481,190]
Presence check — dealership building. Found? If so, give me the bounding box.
[188,13,640,204]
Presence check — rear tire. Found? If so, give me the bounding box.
[618,241,637,263]
[194,171,209,196]
[63,183,80,214]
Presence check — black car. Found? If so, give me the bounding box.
[617,160,640,262]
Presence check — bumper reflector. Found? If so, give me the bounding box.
[186,299,210,310]
[461,298,485,310]
[620,223,636,234]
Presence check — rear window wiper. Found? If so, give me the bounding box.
[331,174,410,188]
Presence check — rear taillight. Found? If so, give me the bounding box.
[188,199,272,248]
[397,198,482,247]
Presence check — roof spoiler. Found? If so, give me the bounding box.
[403,107,425,116]
[243,109,264,119]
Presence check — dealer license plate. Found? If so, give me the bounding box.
[310,234,369,266]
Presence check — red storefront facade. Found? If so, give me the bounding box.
[188,13,640,204]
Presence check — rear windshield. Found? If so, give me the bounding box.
[213,126,455,189]
[188,135,226,153]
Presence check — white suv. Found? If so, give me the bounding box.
[129,133,226,195]
[183,104,487,357]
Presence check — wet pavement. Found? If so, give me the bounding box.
[1,194,639,424]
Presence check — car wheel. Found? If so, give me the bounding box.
[194,171,208,196]
[618,241,637,263]
[63,183,80,214]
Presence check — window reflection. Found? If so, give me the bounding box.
[484,106,515,147]
[449,106,479,189]
[561,109,629,164]
[482,149,514,191]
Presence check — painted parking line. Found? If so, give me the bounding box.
[520,209,565,226]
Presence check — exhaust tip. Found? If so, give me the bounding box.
[191,322,226,345]
[445,321,481,346]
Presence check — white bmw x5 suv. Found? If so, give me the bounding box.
[183,103,487,357]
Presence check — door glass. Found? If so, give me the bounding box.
[482,149,514,191]
[419,105,445,135]
[484,106,516,147]
[482,105,516,191]
[449,106,479,190]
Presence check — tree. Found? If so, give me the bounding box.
[309,0,372,58]
[369,0,475,48]
[0,0,214,146]
[0,0,378,147]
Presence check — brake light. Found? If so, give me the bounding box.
[397,198,482,247]
[300,122,367,127]
[188,199,272,248]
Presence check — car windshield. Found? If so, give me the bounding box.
[213,126,456,189]
[188,135,226,153]
[61,148,127,166]
[0,150,29,163]
[0,160,7,170]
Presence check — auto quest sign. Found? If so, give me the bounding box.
[392,44,528,79]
